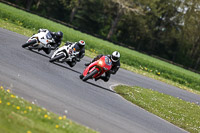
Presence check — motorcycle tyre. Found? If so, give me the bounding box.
[22,39,37,48]
[82,69,98,81]
[49,53,65,62]
[79,74,84,79]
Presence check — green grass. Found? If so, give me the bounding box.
[0,2,200,93]
[114,85,200,133]
[0,85,97,133]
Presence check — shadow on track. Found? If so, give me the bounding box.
[52,62,82,74]
[27,48,51,59]
[85,81,117,94]
[25,48,82,74]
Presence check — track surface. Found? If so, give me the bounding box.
[1,28,199,133]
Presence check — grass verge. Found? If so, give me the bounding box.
[0,2,200,93]
[0,85,97,133]
[114,85,200,133]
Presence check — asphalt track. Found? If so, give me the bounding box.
[1,28,199,133]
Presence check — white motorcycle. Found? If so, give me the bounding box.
[49,43,79,63]
[22,30,54,50]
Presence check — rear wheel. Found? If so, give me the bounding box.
[49,53,65,62]
[82,69,98,81]
[22,39,37,48]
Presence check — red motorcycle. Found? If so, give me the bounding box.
[80,56,112,81]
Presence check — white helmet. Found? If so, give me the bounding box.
[111,51,120,62]
[78,40,85,46]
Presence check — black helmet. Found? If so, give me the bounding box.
[77,40,85,47]
[55,31,63,39]
[111,51,120,62]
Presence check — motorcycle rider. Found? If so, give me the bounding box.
[38,29,63,54]
[85,51,120,82]
[65,40,86,67]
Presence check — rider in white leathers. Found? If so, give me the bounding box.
[38,29,63,54]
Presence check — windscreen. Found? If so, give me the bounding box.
[105,56,112,66]
[46,32,52,39]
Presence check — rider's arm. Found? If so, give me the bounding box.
[76,48,85,62]
[50,31,55,35]
[65,41,73,46]
[91,54,103,62]
[109,67,119,74]
[109,62,120,74]
[85,54,103,66]
[38,29,48,33]
[79,48,85,58]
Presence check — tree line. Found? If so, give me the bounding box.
[4,0,200,71]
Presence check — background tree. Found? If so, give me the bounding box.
[180,0,200,69]
[3,0,200,71]
[105,0,143,39]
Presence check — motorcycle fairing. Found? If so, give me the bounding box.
[83,56,112,79]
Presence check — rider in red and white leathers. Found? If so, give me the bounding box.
[65,40,86,67]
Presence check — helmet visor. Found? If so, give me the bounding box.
[112,56,119,61]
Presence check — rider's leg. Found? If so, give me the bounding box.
[43,47,51,54]
[95,72,110,82]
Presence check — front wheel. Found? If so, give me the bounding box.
[22,39,37,48]
[79,74,84,79]
[82,69,98,81]
[49,53,65,62]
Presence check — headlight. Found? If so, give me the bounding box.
[98,61,103,65]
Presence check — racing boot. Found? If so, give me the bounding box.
[95,76,102,81]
